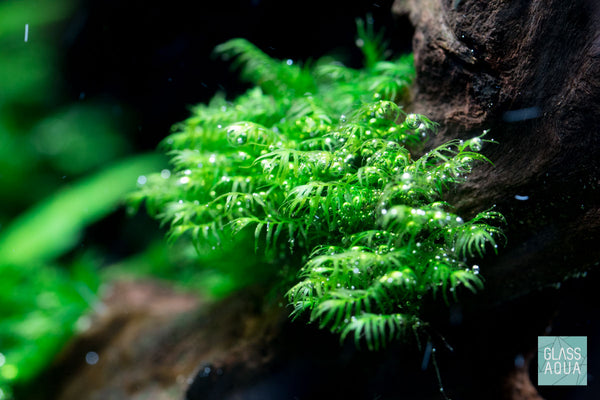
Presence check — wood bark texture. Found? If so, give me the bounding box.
[393,0,600,300]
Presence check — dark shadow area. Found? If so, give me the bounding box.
[63,0,414,151]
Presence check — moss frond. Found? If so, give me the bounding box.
[133,21,505,351]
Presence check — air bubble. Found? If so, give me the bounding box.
[468,137,482,151]
[404,114,420,129]
[227,125,248,146]
[85,351,99,365]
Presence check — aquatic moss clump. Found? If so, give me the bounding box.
[132,22,505,350]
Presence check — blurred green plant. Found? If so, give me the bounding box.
[0,1,165,398]
[133,19,505,352]
[0,0,131,221]
[0,155,163,398]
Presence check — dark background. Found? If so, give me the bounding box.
[62,0,413,152]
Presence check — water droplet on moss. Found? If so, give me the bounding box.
[227,124,248,146]
[404,114,420,129]
[468,137,482,151]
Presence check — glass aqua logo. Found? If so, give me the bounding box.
[538,336,587,386]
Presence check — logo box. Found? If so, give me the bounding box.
[538,336,587,386]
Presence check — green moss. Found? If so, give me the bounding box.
[133,20,505,350]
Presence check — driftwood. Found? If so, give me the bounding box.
[390,1,600,397]
[393,0,600,300]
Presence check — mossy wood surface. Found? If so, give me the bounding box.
[134,23,504,350]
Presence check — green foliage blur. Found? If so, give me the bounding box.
[0,1,166,397]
